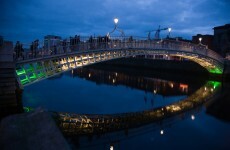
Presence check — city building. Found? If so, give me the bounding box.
[174,37,192,43]
[213,24,230,57]
[44,35,62,50]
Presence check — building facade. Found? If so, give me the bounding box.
[213,24,230,57]
[44,35,62,49]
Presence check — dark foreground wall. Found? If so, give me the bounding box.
[0,41,23,119]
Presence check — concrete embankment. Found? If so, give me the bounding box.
[0,109,70,150]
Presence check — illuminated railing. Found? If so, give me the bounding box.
[54,81,221,135]
[15,36,223,65]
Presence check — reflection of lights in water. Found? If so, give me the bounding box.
[88,73,91,78]
[170,83,174,88]
[109,75,111,79]
[179,84,188,92]
[71,70,73,74]
[113,79,116,83]
[110,145,114,150]
[115,72,118,77]
[160,130,164,135]
[191,115,195,120]
[154,90,157,94]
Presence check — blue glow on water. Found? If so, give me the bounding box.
[23,72,187,114]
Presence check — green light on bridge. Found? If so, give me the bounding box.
[21,78,30,85]
[209,68,223,74]
[23,107,34,112]
[209,81,221,89]
[16,69,26,76]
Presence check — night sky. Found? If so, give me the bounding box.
[1,0,230,43]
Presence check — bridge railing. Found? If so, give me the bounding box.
[14,36,223,64]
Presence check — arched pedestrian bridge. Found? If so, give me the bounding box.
[15,36,224,87]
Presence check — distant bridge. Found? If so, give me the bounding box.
[15,36,224,87]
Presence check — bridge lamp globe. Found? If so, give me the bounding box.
[168,28,172,37]
[199,37,202,44]
[114,18,119,25]
[168,28,172,32]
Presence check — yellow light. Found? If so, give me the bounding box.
[89,73,91,78]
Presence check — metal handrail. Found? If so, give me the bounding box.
[14,36,224,64]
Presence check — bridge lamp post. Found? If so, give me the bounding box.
[199,37,202,44]
[107,17,125,38]
[168,28,172,38]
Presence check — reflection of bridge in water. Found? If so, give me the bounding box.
[70,67,197,96]
[15,37,224,87]
[54,81,220,135]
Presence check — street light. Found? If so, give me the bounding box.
[107,17,125,37]
[168,27,172,38]
[199,37,202,44]
[114,18,119,24]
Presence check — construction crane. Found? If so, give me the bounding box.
[147,25,170,40]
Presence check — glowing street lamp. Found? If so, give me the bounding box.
[199,37,202,44]
[107,17,125,37]
[168,27,172,38]
[114,18,119,24]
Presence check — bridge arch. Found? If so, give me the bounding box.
[15,38,224,87]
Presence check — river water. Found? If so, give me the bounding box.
[22,63,230,150]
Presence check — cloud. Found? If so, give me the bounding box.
[0,0,230,43]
